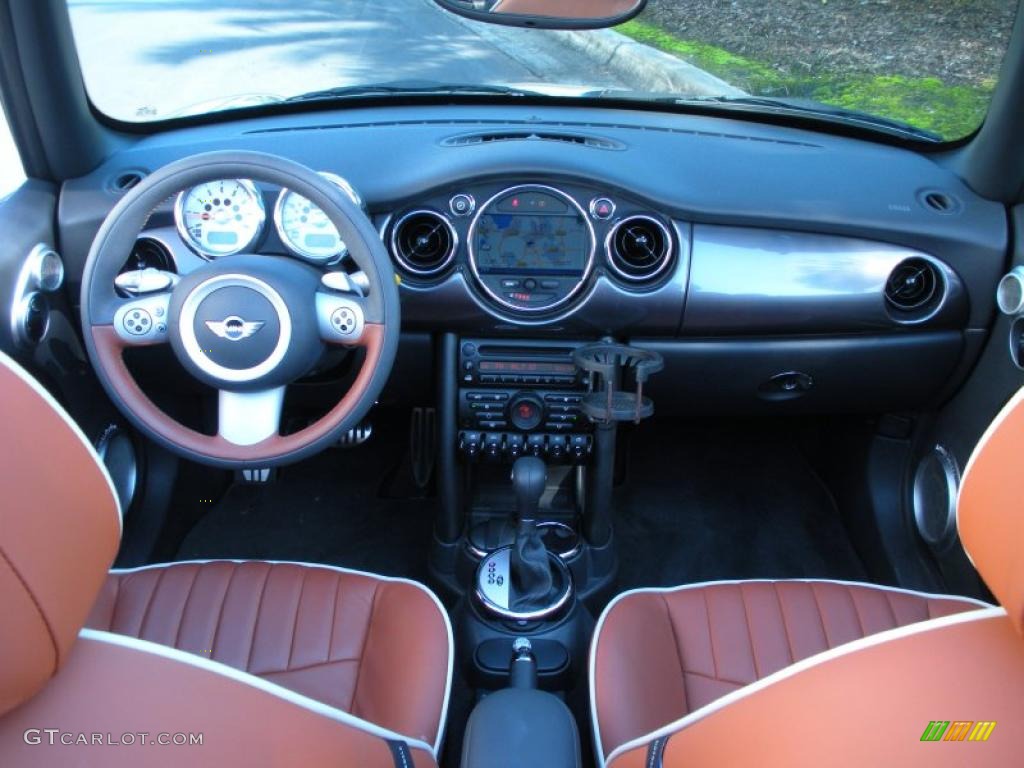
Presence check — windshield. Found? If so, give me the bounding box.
[67,0,1018,141]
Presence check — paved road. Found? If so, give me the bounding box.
[67,0,633,121]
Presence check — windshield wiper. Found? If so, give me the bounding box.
[585,89,943,142]
[285,80,540,104]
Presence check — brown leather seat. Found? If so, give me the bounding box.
[0,351,451,767]
[590,387,1024,767]
[591,579,986,761]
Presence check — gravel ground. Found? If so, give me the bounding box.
[642,0,1018,86]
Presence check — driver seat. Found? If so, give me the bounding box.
[0,351,451,766]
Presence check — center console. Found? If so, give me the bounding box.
[433,332,663,767]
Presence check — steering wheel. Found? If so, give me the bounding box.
[81,151,400,468]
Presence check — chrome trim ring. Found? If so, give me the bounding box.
[273,171,362,264]
[537,521,583,560]
[605,214,675,283]
[997,266,1024,316]
[473,546,574,622]
[912,444,960,546]
[467,184,596,314]
[174,179,265,259]
[389,209,459,277]
[177,273,291,383]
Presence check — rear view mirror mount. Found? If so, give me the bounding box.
[432,0,646,30]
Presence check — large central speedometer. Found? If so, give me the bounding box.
[468,185,595,314]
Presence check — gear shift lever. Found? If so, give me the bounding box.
[510,457,555,609]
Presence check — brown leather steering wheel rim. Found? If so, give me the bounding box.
[81,151,400,468]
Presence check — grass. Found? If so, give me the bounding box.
[616,19,993,140]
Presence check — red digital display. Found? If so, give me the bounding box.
[479,361,575,374]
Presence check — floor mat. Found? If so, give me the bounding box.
[613,420,869,591]
[177,421,434,582]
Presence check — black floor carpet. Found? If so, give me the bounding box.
[612,420,868,591]
[177,420,434,582]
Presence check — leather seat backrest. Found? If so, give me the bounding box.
[0,352,121,716]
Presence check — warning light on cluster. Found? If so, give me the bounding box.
[511,198,520,208]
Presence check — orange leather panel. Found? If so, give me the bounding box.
[592,581,982,759]
[86,561,450,746]
[0,633,437,767]
[959,388,1024,633]
[0,356,120,716]
[607,611,1018,768]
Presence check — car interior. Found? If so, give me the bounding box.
[2,0,1024,765]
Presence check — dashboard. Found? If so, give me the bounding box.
[49,102,1009,413]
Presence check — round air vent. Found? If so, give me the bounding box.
[390,209,457,277]
[885,257,940,312]
[607,215,673,283]
[120,237,175,274]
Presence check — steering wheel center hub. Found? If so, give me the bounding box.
[175,273,292,385]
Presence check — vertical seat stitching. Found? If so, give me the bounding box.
[326,572,341,664]
[245,564,273,673]
[700,589,720,680]
[137,568,166,640]
[846,587,867,639]
[107,574,123,632]
[737,584,761,679]
[209,564,237,659]
[349,581,381,714]
[172,566,201,649]
[808,583,832,650]
[882,589,900,627]
[286,567,308,669]
[660,594,691,712]
[771,582,795,665]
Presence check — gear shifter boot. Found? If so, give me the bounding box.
[511,518,555,609]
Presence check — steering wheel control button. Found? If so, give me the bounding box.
[113,293,171,345]
[330,307,356,335]
[589,197,616,220]
[316,292,365,344]
[450,193,475,217]
[124,309,153,335]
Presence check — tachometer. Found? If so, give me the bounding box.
[174,179,265,258]
[273,172,362,263]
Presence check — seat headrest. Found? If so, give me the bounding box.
[0,352,121,716]
[959,386,1024,634]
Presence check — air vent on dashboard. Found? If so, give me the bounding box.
[120,237,175,274]
[110,170,146,193]
[390,210,457,277]
[885,258,940,312]
[441,131,623,150]
[607,215,673,283]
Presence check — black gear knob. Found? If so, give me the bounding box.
[512,456,546,522]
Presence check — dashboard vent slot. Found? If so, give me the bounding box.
[441,131,623,150]
[111,170,146,193]
[607,215,674,283]
[885,258,940,312]
[390,210,457,277]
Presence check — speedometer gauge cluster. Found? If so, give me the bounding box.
[174,179,265,258]
[173,174,362,264]
[273,172,362,263]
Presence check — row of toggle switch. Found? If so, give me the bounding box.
[459,431,592,463]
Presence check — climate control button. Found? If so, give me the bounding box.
[508,393,545,431]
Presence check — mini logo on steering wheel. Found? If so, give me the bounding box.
[205,315,264,341]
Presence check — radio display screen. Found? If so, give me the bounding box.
[479,360,576,374]
[472,190,590,275]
